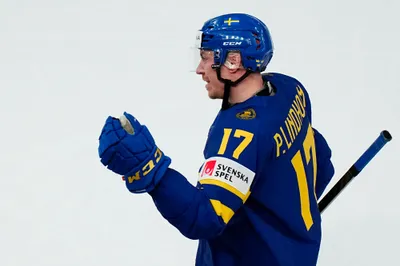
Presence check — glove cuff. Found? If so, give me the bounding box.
[123,144,171,194]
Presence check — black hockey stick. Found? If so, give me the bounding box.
[318,130,392,213]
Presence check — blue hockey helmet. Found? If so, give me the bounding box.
[196,13,274,73]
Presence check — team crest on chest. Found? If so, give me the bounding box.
[236,108,256,120]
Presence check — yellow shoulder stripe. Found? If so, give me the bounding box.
[210,199,234,224]
[200,178,251,202]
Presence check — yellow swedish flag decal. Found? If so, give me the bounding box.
[236,108,256,120]
[224,18,240,26]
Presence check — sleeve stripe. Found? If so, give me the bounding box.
[210,199,234,224]
[200,178,251,202]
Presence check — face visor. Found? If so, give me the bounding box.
[189,30,208,72]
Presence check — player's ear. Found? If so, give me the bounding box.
[224,52,242,73]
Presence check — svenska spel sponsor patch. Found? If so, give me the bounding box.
[199,156,255,195]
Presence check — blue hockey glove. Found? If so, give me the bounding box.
[98,112,171,193]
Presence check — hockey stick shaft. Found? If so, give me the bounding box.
[318,130,392,213]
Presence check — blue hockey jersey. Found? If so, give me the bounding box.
[149,72,334,266]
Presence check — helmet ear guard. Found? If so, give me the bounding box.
[210,49,248,72]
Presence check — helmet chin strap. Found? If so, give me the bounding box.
[213,64,252,110]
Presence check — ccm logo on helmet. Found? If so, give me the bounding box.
[223,41,242,46]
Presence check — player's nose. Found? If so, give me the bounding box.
[196,62,204,75]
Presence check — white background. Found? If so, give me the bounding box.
[1,0,399,265]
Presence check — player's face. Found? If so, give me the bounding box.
[196,50,224,99]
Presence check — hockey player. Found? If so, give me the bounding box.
[98,13,335,266]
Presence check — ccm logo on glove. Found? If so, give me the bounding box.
[123,147,163,183]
